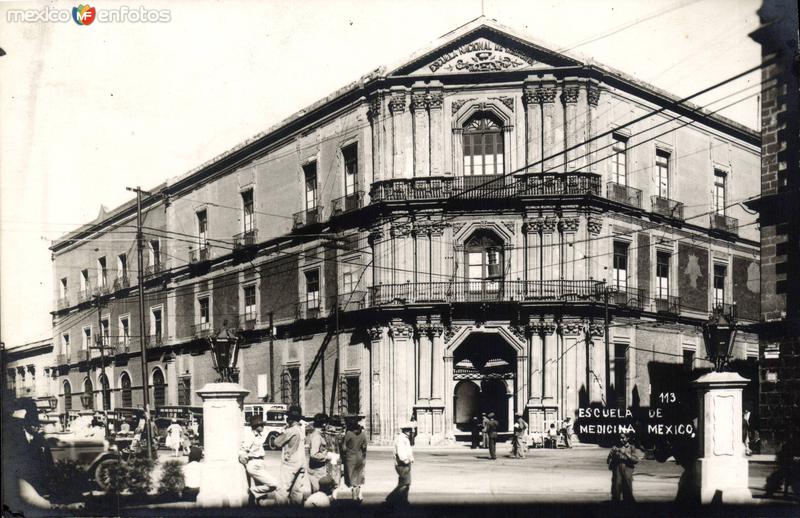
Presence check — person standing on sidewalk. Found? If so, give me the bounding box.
[386,422,415,507]
[562,417,574,449]
[513,414,528,458]
[165,418,183,457]
[485,412,498,460]
[274,406,309,505]
[239,416,278,500]
[606,432,642,502]
[470,415,481,449]
[481,413,489,449]
[342,417,367,502]
[306,413,329,493]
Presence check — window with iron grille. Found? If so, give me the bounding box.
[612,242,628,290]
[120,373,132,407]
[288,367,300,406]
[83,378,94,410]
[304,162,318,211]
[714,264,726,307]
[714,170,727,215]
[152,368,166,407]
[343,144,358,196]
[463,114,504,176]
[243,285,257,321]
[305,270,320,309]
[178,376,191,406]
[656,252,670,299]
[346,376,360,415]
[612,135,628,185]
[656,149,670,198]
[242,190,254,233]
[613,344,627,410]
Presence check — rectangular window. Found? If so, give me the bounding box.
[714,170,727,215]
[83,327,92,350]
[346,376,360,415]
[100,318,110,346]
[614,344,627,410]
[97,257,107,287]
[304,163,318,211]
[62,333,70,356]
[242,190,254,233]
[343,144,358,196]
[656,149,670,198]
[288,367,300,406]
[80,269,90,291]
[151,307,163,341]
[243,285,257,321]
[656,252,670,299]
[178,376,191,406]
[117,253,127,278]
[60,278,68,298]
[714,264,726,307]
[612,242,628,290]
[683,349,695,373]
[305,270,320,309]
[342,272,354,294]
[468,252,483,281]
[120,316,130,346]
[196,210,208,245]
[148,240,161,270]
[612,135,628,185]
[198,296,210,328]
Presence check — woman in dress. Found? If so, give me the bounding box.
[165,418,184,457]
[342,417,367,502]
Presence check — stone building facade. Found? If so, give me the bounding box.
[2,339,57,407]
[50,18,760,444]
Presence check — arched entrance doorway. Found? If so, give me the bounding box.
[452,333,516,432]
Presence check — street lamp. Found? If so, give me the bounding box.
[701,310,738,371]
[80,391,93,410]
[208,323,242,383]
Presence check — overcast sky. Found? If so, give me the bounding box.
[0,0,761,347]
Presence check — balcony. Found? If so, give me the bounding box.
[606,182,642,208]
[113,275,130,291]
[193,322,213,339]
[606,286,648,311]
[655,295,681,315]
[146,333,163,348]
[190,244,211,264]
[712,302,737,320]
[94,283,109,297]
[144,263,163,277]
[115,342,130,355]
[76,350,89,363]
[710,213,738,235]
[332,191,365,215]
[296,300,322,320]
[57,297,70,310]
[369,172,601,203]
[328,291,368,313]
[293,206,324,230]
[651,196,685,220]
[368,280,604,306]
[78,288,92,303]
[233,229,258,251]
[240,313,257,330]
[56,353,68,366]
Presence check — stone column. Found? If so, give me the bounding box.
[586,80,602,173]
[369,227,385,288]
[528,322,543,405]
[694,372,752,504]
[416,317,433,402]
[540,76,560,172]
[196,382,249,507]
[416,229,431,285]
[388,87,406,179]
[389,320,414,439]
[542,320,558,404]
[587,214,602,279]
[524,77,543,173]
[560,217,579,281]
[430,319,445,403]
[411,85,430,178]
[430,224,445,282]
[368,92,384,185]
[524,220,542,285]
[367,326,386,441]
[428,83,445,176]
[561,320,582,420]
[562,78,580,171]
[542,217,557,282]
[588,323,606,406]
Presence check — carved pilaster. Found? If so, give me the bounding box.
[368,92,383,121]
[410,92,428,111]
[541,217,558,234]
[523,88,539,106]
[560,319,583,336]
[368,227,385,245]
[539,87,558,104]
[389,94,406,114]
[587,82,602,107]
[586,323,605,337]
[587,216,603,236]
[427,91,444,110]
[390,222,413,238]
[559,217,580,233]
[389,320,414,339]
[561,86,580,104]
[367,326,383,341]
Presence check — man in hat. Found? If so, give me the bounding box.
[386,422,415,506]
[485,412,499,460]
[239,415,278,499]
[306,413,330,493]
[606,432,642,502]
[274,405,308,505]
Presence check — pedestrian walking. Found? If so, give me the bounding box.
[342,417,367,502]
[562,417,574,448]
[325,416,345,496]
[606,432,642,502]
[306,413,330,493]
[485,412,498,460]
[386,422,415,507]
[165,418,183,457]
[274,406,309,505]
[470,415,481,449]
[512,414,528,458]
[239,415,279,501]
[481,413,489,449]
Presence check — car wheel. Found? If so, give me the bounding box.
[266,432,278,451]
[94,459,123,493]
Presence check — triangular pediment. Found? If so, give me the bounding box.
[388,21,583,77]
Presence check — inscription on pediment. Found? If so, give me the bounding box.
[424,38,536,74]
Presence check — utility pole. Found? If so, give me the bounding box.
[604,286,610,407]
[268,311,274,402]
[127,186,153,460]
[94,297,111,438]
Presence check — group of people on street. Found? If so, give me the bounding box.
[470,413,574,457]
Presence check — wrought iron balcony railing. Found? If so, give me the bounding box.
[76,349,89,363]
[332,191,365,215]
[651,195,685,220]
[296,299,322,320]
[710,213,738,234]
[94,283,109,297]
[190,244,211,263]
[56,353,68,366]
[368,280,605,306]
[192,322,213,339]
[78,288,93,303]
[115,342,130,355]
[113,275,130,290]
[144,263,163,277]
[606,286,648,311]
[655,295,681,315]
[147,333,163,348]
[240,312,257,330]
[234,229,258,250]
[606,182,642,208]
[329,291,368,312]
[293,206,324,230]
[369,172,601,203]
[712,302,737,320]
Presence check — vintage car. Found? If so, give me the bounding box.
[243,403,289,450]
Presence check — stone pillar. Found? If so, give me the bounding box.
[586,80,602,173]
[388,87,406,179]
[369,227,385,287]
[367,326,386,441]
[587,214,602,279]
[523,220,541,284]
[430,319,445,403]
[561,320,582,420]
[389,320,414,439]
[368,92,384,185]
[430,224,445,281]
[428,83,444,176]
[524,78,543,173]
[542,321,558,404]
[540,76,560,172]
[443,355,454,439]
[542,217,558,282]
[411,85,430,178]
[529,325,543,405]
[693,372,752,504]
[196,382,249,507]
[416,316,433,402]
[416,230,431,284]
[560,217,579,281]
[562,78,580,170]
[588,324,606,406]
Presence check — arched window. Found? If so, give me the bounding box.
[152,368,165,407]
[99,374,111,411]
[463,113,504,177]
[83,378,94,410]
[63,380,72,412]
[120,372,132,408]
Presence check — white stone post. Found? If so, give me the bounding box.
[196,382,250,507]
[693,372,752,504]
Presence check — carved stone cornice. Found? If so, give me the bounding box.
[451,98,476,115]
[510,324,528,342]
[560,320,583,336]
[490,96,515,112]
[586,323,604,337]
[368,93,383,120]
[587,83,601,107]
[587,216,603,236]
[389,94,406,114]
[541,217,558,234]
[389,321,414,339]
[559,217,580,233]
[539,87,558,104]
[367,326,383,341]
[368,228,385,245]
[444,325,463,344]
[390,222,413,238]
[522,220,542,234]
[561,86,580,104]
[523,88,539,106]
[410,92,428,111]
[427,92,444,110]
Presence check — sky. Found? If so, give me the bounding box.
[0,0,762,347]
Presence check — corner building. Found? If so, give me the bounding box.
[50,19,761,444]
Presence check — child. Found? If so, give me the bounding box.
[304,475,335,507]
